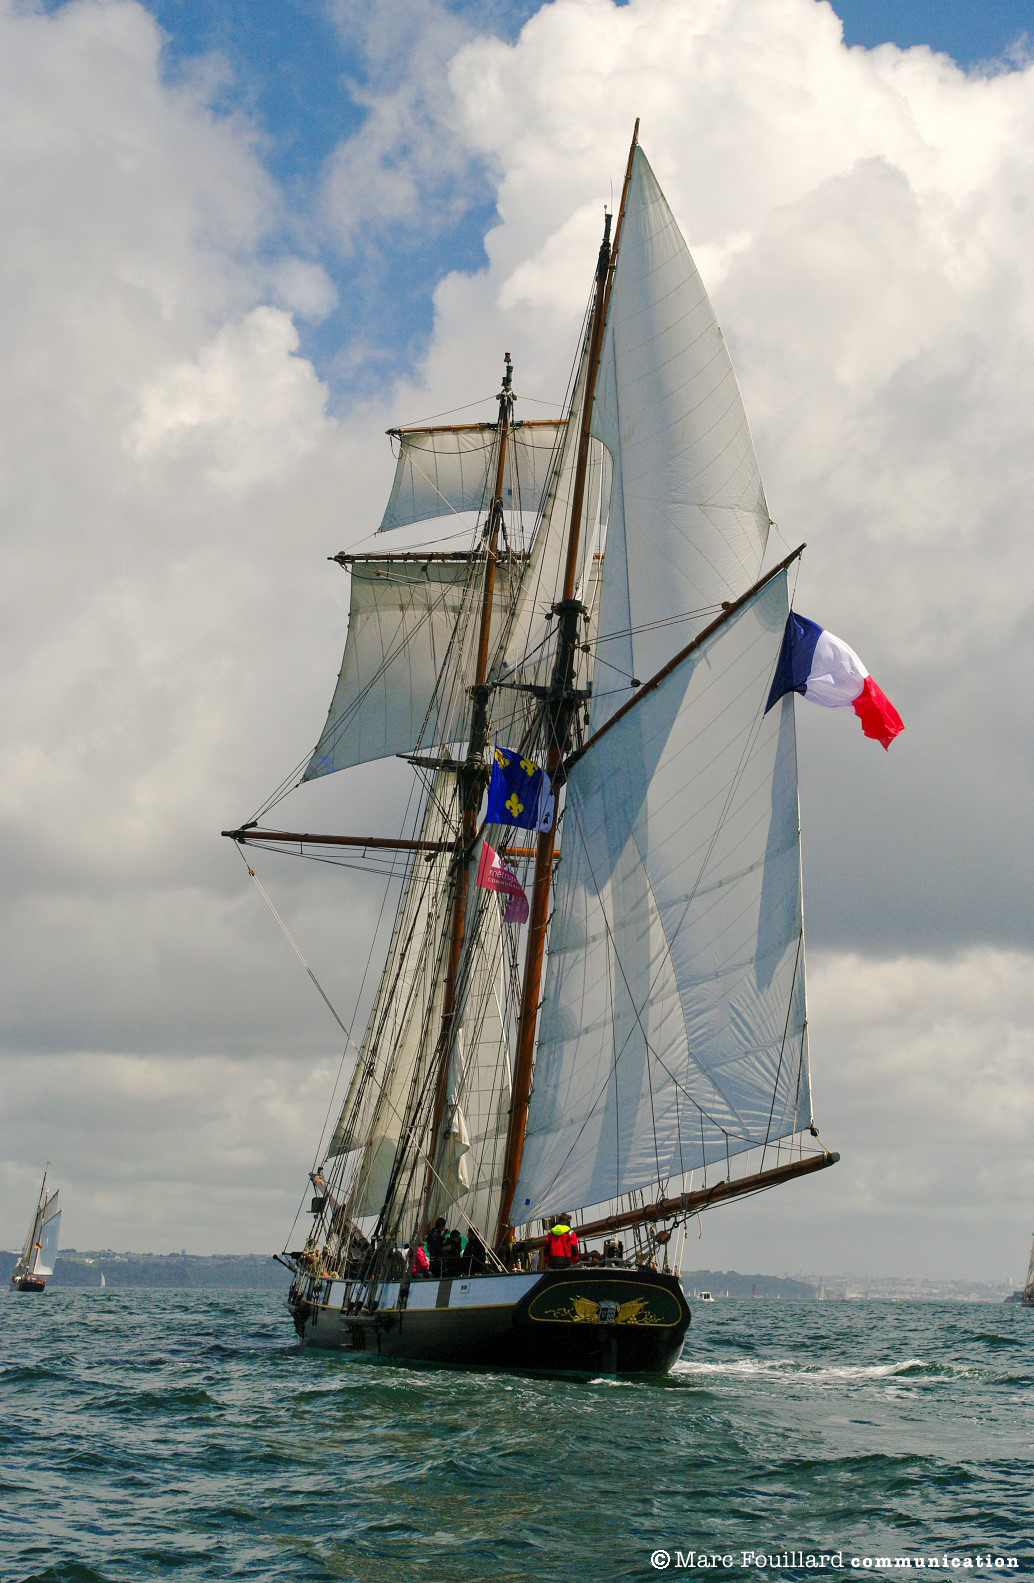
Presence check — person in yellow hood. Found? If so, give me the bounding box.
[545,1215,579,1268]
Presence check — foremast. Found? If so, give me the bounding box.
[423,355,516,1217]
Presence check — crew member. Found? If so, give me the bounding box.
[545,1214,579,1268]
[409,1238,430,1278]
[426,1216,447,1277]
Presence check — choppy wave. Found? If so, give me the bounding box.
[1,1292,1030,1582]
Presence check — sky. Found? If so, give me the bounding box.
[2,0,1033,1283]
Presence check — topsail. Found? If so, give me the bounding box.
[379,421,565,534]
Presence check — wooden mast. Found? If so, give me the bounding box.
[423,353,516,1211]
[495,122,640,1244]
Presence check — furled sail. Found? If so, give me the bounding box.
[590,147,772,733]
[512,571,810,1223]
[303,554,518,778]
[379,421,564,533]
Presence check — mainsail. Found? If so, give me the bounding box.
[513,570,809,1222]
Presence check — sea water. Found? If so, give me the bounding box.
[1,1290,1030,1582]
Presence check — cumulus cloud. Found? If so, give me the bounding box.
[714,948,1034,1281]
[320,0,490,251]
[2,0,1032,1278]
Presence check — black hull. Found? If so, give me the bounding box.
[11,1275,47,1293]
[290,1266,690,1375]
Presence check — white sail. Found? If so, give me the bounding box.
[304,554,518,778]
[379,421,564,533]
[513,571,810,1222]
[34,1193,61,1277]
[428,877,516,1233]
[590,147,771,733]
[329,772,456,1219]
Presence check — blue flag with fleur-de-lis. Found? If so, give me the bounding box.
[485,746,554,832]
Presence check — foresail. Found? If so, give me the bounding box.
[379,422,565,534]
[303,555,516,778]
[590,147,771,733]
[513,571,810,1223]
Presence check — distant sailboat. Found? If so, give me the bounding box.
[1019,1236,1034,1307]
[11,1170,61,1293]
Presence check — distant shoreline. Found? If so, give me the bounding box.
[0,1251,1015,1299]
[0,1249,290,1290]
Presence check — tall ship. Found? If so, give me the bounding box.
[226,125,860,1373]
[11,1170,61,1293]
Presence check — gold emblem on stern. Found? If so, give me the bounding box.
[540,1293,663,1326]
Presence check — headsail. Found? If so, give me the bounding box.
[590,147,772,733]
[513,569,810,1223]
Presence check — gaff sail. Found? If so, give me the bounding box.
[513,570,810,1223]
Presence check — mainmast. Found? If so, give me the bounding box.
[495,123,640,1243]
[423,354,516,1212]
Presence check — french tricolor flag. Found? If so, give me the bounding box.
[766,613,904,750]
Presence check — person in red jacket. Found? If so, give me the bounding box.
[409,1238,430,1278]
[545,1214,579,1268]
